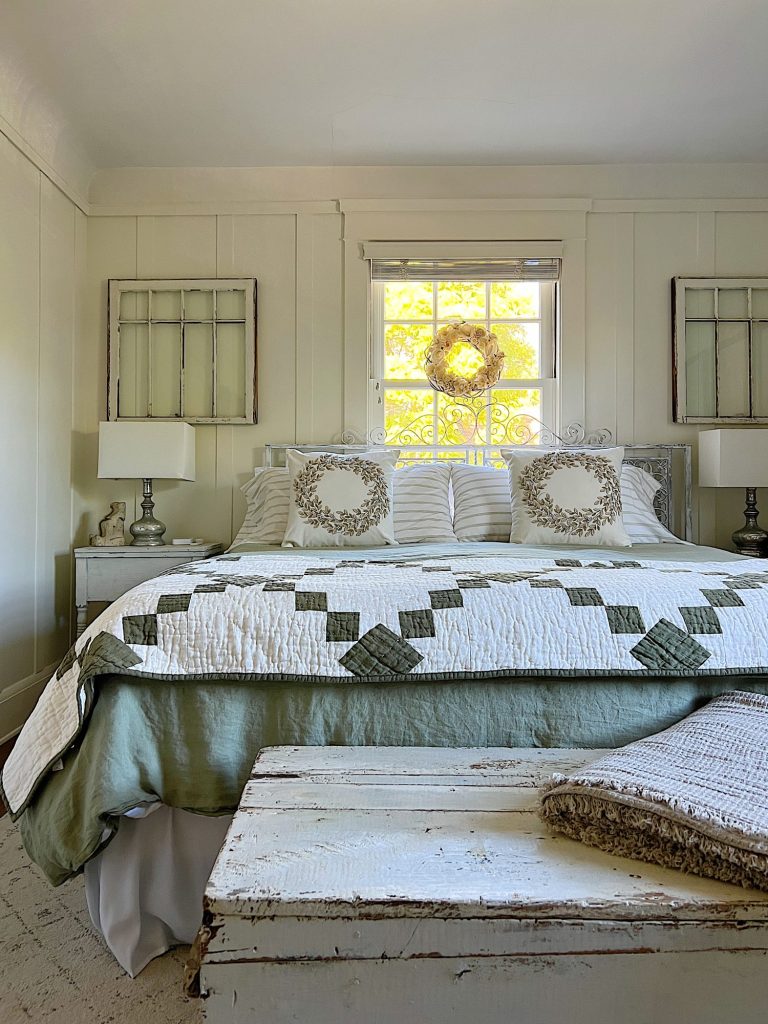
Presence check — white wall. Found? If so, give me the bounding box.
[0,132,85,739]
[78,165,768,558]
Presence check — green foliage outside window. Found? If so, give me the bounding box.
[381,280,546,449]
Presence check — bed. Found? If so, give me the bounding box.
[5,442,768,975]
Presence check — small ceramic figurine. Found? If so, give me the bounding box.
[90,501,127,546]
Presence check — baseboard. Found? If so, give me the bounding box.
[0,665,56,743]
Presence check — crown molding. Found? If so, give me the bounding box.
[0,114,90,213]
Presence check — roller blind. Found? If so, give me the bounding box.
[370,257,560,282]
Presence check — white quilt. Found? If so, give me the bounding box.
[4,549,768,815]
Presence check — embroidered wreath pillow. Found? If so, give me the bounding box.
[283,449,400,548]
[503,447,632,547]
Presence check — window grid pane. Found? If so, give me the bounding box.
[381,277,550,447]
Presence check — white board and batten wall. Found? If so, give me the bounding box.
[0,130,86,740]
[78,164,768,563]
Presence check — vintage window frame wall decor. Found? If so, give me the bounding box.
[108,278,257,424]
[672,276,768,423]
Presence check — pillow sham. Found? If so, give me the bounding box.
[502,447,632,546]
[231,461,457,548]
[230,468,291,547]
[452,460,683,544]
[451,464,513,542]
[283,449,399,548]
[621,464,686,544]
[393,463,457,543]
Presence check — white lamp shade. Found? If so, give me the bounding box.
[699,429,768,488]
[98,422,196,481]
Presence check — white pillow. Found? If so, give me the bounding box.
[283,449,399,548]
[451,464,513,542]
[231,462,457,548]
[393,463,457,543]
[621,464,686,543]
[504,447,632,547]
[452,461,684,545]
[230,467,291,547]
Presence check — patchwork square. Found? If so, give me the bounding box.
[304,567,337,576]
[399,609,436,639]
[429,589,464,610]
[339,623,423,677]
[194,583,227,593]
[457,578,492,590]
[566,588,605,607]
[725,575,766,590]
[483,572,535,584]
[295,591,328,612]
[263,580,295,592]
[630,619,711,671]
[122,614,158,646]
[529,579,565,589]
[222,574,268,588]
[606,605,646,634]
[326,611,360,643]
[555,559,582,567]
[680,606,723,635]
[702,589,745,608]
[156,594,192,614]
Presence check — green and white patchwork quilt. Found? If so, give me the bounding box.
[5,548,768,816]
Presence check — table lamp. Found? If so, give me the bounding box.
[98,422,196,546]
[698,429,768,557]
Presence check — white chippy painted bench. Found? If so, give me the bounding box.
[199,747,768,1024]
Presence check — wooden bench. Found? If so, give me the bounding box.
[199,747,768,1023]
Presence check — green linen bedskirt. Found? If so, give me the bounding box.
[19,671,768,885]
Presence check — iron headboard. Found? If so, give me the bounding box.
[263,435,693,542]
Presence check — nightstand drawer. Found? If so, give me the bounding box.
[83,555,201,601]
[74,543,223,636]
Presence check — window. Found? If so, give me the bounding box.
[673,277,768,423]
[108,278,257,423]
[370,257,558,461]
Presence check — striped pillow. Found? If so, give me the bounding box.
[621,464,685,543]
[451,465,512,542]
[451,463,684,544]
[230,463,457,548]
[230,468,291,547]
[393,464,456,544]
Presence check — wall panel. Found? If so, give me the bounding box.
[36,178,76,670]
[711,213,768,547]
[0,134,40,691]
[0,136,82,737]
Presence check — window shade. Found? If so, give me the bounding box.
[370,258,560,282]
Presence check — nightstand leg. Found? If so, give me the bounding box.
[76,604,87,638]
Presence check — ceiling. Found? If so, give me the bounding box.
[1,0,767,171]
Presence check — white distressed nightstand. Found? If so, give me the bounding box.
[74,542,223,636]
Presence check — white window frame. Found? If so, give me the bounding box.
[369,278,558,452]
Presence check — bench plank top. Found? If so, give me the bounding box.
[204,746,768,923]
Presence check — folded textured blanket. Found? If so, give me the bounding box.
[540,690,768,891]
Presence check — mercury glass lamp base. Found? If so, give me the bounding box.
[129,478,167,546]
[732,487,768,558]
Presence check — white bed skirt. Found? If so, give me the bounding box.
[84,805,232,976]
